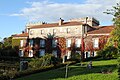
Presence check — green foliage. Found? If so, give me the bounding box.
[3,37,12,48]
[12,39,21,48]
[101,67,113,74]
[0,42,3,49]
[0,46,19,57]
[100,3,120,58]
[15,65,54,78]
[117,57,120,79]
[97,46,118,59]
[46,33,55,39]
[71,52,81,62]
[0,65,54,80]
[0,37,19,58]
[29,54,58,68]
[17,59,117,80]
[106,3,120,46]
[0,37,23,58]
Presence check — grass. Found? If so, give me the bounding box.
[16,59,118,80]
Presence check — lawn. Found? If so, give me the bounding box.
[16,59,118,80]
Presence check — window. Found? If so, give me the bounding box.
[75,28,78,33]
[20,40,26,47]
[47,29,50,32]
[52,50,57,57]
[93,38,99,48]
[67,51,71,59]
[66,39,71,47]
[75,39,81,47]
[75,28,80,33]
[29,50,33,57]
[29,40,33,47]
[20,40,24,47]
[52,39,57,47]
[30,30,34,35]
[53,29,56,34]
[88,51,90,57]
[60,28,63,32]
[41,30,44,34]
[67,28,70,33]
[39,49,45,56]
[40,39,45,47]
[19,50,24,57]
[64,29,66,32]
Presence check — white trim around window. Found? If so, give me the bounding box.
[66,39,71,47]
[75,39,81,47]
[19,50,24,57]
[67,51,71,59]
[93,38,99,48]
[29,50,33,57]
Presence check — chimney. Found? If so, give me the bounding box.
[59,18,64,26]
[22,31,25,33]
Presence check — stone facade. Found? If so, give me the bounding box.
[12,17,114,60]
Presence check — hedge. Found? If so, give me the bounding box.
[0,61,76,80]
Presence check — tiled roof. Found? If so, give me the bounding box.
[87,25,114,34]
[30,21,83,29]
[86,35,110,38]
[12,33,28,37]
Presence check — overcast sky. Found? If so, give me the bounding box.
[0,0,119,40]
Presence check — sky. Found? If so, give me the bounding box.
[0,0,119,40]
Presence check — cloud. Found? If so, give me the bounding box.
[10,0,120,25]
[10,13,24,16]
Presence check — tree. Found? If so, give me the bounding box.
[0,42,3,49]
[3,37,12,48]
[0,36,19,57]
[103,3,120,57]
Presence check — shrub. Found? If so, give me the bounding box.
[97,46,118,59]
[101,67,113,74]
[14,60,75,79]
[29,54,60,68]
[71,52,81,62]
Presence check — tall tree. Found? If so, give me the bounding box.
[105,3,120,40]
[104,3,120,56]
